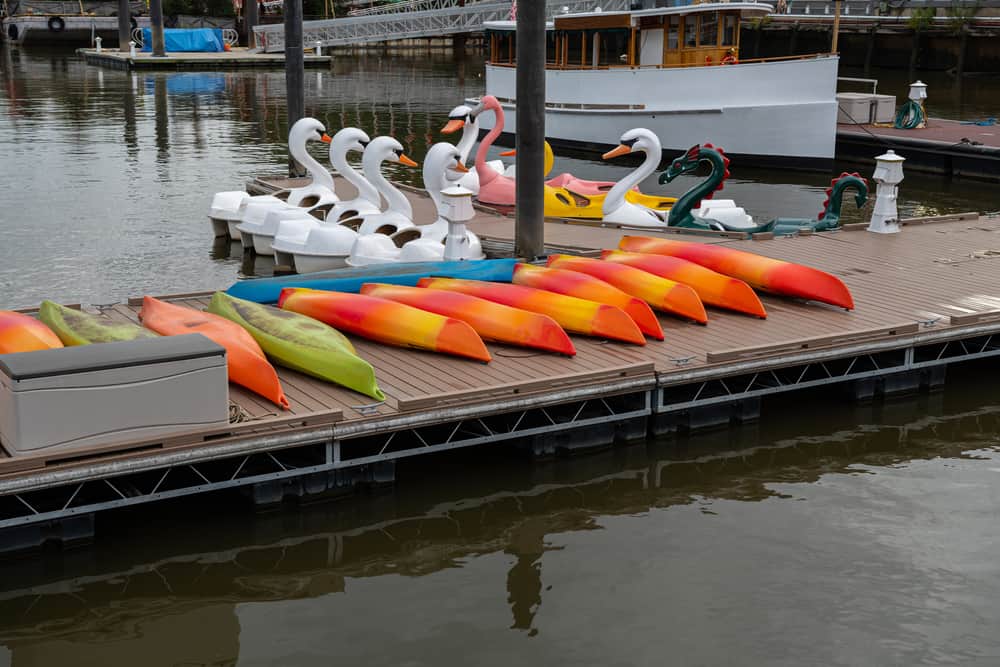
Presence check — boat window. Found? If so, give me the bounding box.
[666,15,679,49]
[546,32,558,64]
[563,31,586,66]
[700,13,718,48]
[596,29,629,66]
[722,13,737,46]
[684,15,698,47]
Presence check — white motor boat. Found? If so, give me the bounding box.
[473,2,838,169]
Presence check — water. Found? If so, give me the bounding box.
[1,49,999,307]
[3,48,1000,666]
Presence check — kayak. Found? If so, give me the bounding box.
[546,255,708,324]
[618,236,854,310]
[139,296,289,409]
[512,263,664,340]
[600,250,767,318]
[278,288,492,362]
[417,277,646,345]
[360,282,576,356]
[226,258,520,304]
[39,300,158,346]
[206,292,385,401]
[0,310,64,354]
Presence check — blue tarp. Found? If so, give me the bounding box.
[141,28,224,53]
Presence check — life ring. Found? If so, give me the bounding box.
[722,53,738,65]
[6,23,18,40]
[47,15,65,32]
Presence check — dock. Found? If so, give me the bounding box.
[3,180,1000,552]
[78,47,333,71]
[837,118,1000,182]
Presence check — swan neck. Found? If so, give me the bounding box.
[456,117,477,164]
[290,133,334,190]
[605,146,657,210]
[337,149,379,205]
[365,155,412,218]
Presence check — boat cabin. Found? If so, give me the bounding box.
[486,2,773,69]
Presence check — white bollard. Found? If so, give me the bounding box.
[868,150,905,234]
[129,41,136,58]
[315,41,322,56]
[441,185,475,261]
[95,36,102,53]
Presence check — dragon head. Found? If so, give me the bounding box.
[817,172,869,221]
[659,144,703,185]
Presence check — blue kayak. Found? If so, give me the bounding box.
[226,259,520,303]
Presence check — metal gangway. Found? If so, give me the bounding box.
[252,0,629,53]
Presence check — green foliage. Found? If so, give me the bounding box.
[946,1,980,35]
[907,7,936,31]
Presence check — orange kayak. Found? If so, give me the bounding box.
[600,250,767,318]
[417,277,645,345]
[278,287,491,362]
[546,255,708,324]
[139,296,289,409]
[512,263,663,340]
[619,236,854,310]
[0,310,63,354]
[360,283,576,355]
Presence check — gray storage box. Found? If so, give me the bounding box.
[872,94,897,124]
[0,334,230,456]
[836,92,876,124]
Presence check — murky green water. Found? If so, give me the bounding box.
[2,47,1000,666]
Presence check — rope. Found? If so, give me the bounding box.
[894,99,925,130]
[228,402,259,423]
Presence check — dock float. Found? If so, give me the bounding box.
[78,47,332,70]
[3,203,1000,552]
[837,118,1000,182]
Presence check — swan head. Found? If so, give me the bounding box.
[424,142,468,191]
[364,136,419,168]
[442,104,474,134]
[602,128,660,161]
[290,117,332,146]
[329,127,370,160]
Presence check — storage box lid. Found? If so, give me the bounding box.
[0,334,225,381]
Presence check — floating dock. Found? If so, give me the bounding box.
[78,47,332,70]
[3,181,1000,551]
[837,118,1000,182]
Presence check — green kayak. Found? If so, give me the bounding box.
[207,292,384,401]
[39,300,158,346]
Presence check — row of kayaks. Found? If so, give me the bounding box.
[0,237,854,411]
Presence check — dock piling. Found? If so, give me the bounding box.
[246,0,259,49]
[514,0,545,261]
[285,0,306,177]
[150,0,166,57]
[117,0,130,52]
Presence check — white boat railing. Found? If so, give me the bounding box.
[253,0,628,53]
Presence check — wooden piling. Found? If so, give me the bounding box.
[149,0,166,57]
[514,0,545,261]
[284,0,305,177]
[246,0,260,49]
[117,0,131,51]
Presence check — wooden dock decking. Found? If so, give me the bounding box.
[3,180,1000,543]
[837,117,1000,181]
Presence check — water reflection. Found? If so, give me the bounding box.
[1,380,998,663]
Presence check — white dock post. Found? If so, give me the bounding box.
[95,36,102,53]
[868,150,905,234]
[315,40,322,56]
[129,40,136,58]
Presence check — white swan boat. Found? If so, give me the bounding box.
[342,136,419,237]
[473,2,838,169]
[600,128,668,228]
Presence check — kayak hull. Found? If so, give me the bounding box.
[600,250,767,318]
[360,283,576,355]
[39,301,158,346]
[618,236,854,310]
[207,292,385,401]
[417,277,646,345]
[546,255,708,324]
[278,288,491,362]
[140,296,290,409]
[512,263,663,340]
[227,258,520,304]
[0,311,64,354]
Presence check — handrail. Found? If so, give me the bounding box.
[489,51,835,71]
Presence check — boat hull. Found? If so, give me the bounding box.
[206,292,384,401]
[278,288,491,362]
[417,277,646,346]
[512,263,663,340]
[39,301,158,346]
[475,56,838,166]
[226,258,519,304]
[546,255,708,324]
[601,250,768,318]
[0,311,63,354]
[139,296,289,409]
[618,236,855,310]
[360,283,576,356]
